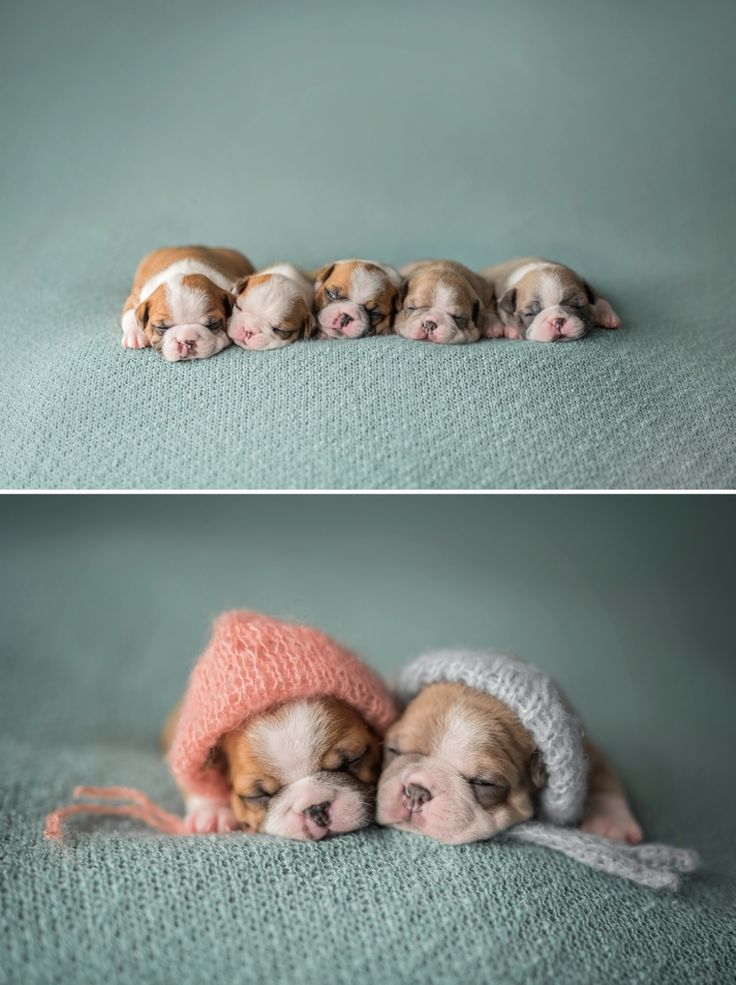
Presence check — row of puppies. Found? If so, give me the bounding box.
[122,246,622,362]
[164,678,641,847]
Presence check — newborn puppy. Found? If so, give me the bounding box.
[480,257,621,342]
[377,681,642,846]
[228,263,316,351]
[395,260,494,344]
[121,245,254,362]
[164,697,380,839]
[312,259,402,339]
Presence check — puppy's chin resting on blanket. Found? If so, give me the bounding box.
[173,696,381,840]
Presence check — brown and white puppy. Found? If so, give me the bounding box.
[163,697,381,840]
[376,682,643,846]
[480,257,621,343]
[228,263,316,351]
[311,259,402,339]
[395,260,496,344]
[121,246,254,362]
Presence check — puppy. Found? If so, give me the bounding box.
[121,245,254,362]
[377,681,643,846]
[395,260,495,344]
[228,263,316,351]
[311,259,402,339]
[163,697,381,839]
[480,257,621,342]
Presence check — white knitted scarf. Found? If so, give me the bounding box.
[397,650,699,891]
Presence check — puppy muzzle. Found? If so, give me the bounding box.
[397,309,467,345]
[526,306,588,343]
[158,324,229,362]
[377,755,496,844]
[261,771,374,841]
[318,301,373,339]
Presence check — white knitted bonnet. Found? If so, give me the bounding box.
[396,649,588,826]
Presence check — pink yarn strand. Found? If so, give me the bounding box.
[44,786,186,839]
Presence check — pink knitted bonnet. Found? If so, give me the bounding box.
[169,610,398,801]
[44,610,396,838]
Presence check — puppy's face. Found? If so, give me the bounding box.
[228,273,315,351]
[376,683,545,845]
[498,266,595,342]
[136,274,233,362]
[395,268,483,344]
[221,697,381,840]
[313,261,400,339]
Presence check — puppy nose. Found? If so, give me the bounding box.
[303,801,331,828]
[178,340,195,357]
[339,313,353,328]
[423,320,437,334]
[404,783,431,811]
[552,317,566,331]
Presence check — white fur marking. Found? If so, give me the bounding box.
[138,259,233,301]
[250,701,328,783]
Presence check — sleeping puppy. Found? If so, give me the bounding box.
[395,260,495,344]
[311,259,402,339]
[163,697,381,839]
[376,681,643,846]
[121,245,254,362]
[480,257,621,342]
[228,263,316,351]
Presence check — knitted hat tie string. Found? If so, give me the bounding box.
[44,786,187,839]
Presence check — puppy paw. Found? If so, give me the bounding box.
[184,802,239,834]
[581,794,643,845]
[482,317,506,339]
[122,327,150,349]
[594,298,621,330]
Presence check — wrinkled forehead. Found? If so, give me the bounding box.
[408,272,475,311]
[394,698,489,759]
[331,262,395,304]
[516,267,586,308]
[241,698,371,783]
[148,275,224,324]
[240,274,308,320]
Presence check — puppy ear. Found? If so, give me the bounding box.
[313,263,335,287]
[498,288,517,316]
[203,743,227,774]
[399,280,410,303]
[221,292,233,319]
[529,750,547,790]
[135,299,150,329]
[471,300,481,324]
[302,311,317,339]
[583,280,596,305]
[232,275,251,298]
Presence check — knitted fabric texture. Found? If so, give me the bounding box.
[396,649,699,890]
[169,610,397,801]
[397,648,587,825]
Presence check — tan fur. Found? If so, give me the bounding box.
[479,257,619,340]
[311,260,399,335]
[396,260,495,343]
[386,681,642,843]
[165,697,381,833]
[122,245,255,349]
[233,271,315,340]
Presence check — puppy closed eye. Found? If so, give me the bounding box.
[452,314,468,330]
[205,319,224,332]
[368,307,383,323]
[272,325,294,339]
[240,785,279,806]
[325,288,342,302]
[469,777,509,809]
[327,746,369,775]
[152,324,171,334]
